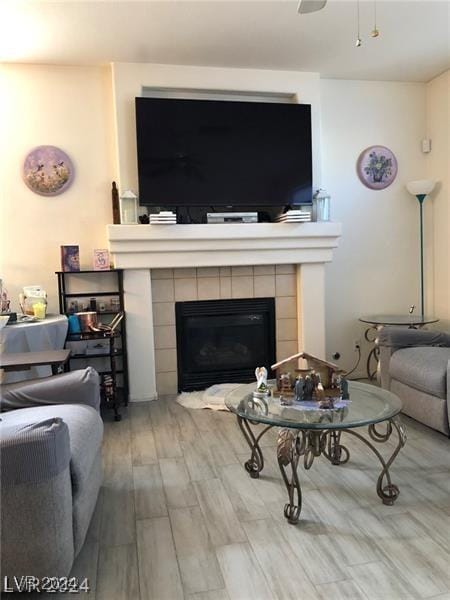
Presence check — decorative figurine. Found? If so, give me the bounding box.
[315,381,325,400]
[111,181,120,224]
[303,375,314,401]
[294,376,304,402]
[331,372,340,389]
[279,372,293,396]
[280,395,292,406]
[316,383,335,409]
[311,371,321,390]
[318,397,335,409]
[255,366,268,393]
[340,377,349,400]
[313,373,335,404]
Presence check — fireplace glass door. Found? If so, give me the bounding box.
[175,298,275,392]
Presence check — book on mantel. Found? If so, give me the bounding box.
[149,211,177,225]
[275,210,311,223]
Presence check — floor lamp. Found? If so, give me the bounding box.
[406,179,436,316]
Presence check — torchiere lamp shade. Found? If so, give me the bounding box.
[406,180,436,197]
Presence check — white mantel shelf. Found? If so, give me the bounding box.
[107,222,342,269]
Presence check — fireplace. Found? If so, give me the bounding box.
[175,298,276,392]
[108,223,341,401]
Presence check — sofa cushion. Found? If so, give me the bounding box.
[1,404,103,495]
[1,367,101,412]
[378,327,450,348]
[390,347,450,399]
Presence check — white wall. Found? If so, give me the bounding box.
[0,64,116,313]
[426,70,449,326]
[112,64,428,375]
[320,79,427,374]
[0,61,432,380]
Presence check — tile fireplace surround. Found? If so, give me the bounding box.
[107,222,342,401]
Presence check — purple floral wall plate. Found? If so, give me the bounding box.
[356,145,398,190]
[23,145,74,196]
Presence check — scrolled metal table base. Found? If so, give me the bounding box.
[237,416,273,478]
[237,415,406,525]
[364,325,380,380]
[277,429,302,523]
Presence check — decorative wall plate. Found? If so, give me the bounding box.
[356,145,398,190]
[23,145,74,196]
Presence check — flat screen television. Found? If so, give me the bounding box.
[135,97,312,208]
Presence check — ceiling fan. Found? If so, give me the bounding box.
[297,0,327,14]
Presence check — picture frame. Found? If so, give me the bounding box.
[356,145,398,190]
[93,249,110,271]
[60,245,80,272]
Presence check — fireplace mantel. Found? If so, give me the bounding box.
[107,222,342,269]
[106,222,342,402]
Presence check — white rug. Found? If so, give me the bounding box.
[176,382,247,411]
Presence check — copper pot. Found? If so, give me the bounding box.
[76,311,98,332]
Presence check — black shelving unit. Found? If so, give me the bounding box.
[55,269,129,421]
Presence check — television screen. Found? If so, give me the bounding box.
[135,97,312,207]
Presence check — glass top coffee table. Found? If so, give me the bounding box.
[225,381,406,524]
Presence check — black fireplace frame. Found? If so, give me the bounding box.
[175,297,276,392]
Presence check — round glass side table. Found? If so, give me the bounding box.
[359,314,439,380]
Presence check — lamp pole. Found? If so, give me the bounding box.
[416,193,426,317]
[406,181,436,319]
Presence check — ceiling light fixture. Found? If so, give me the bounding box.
[355,0,362,47]
[371,0,380,37]
[297,0,327,14]
[297,0,379,47]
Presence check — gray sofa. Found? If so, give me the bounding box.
[378,328,450,435]
[0,367,103,579]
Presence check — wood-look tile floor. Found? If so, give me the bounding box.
[73,399,450,600]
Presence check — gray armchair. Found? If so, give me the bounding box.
[0,367,103,579]
[377,328,450,435]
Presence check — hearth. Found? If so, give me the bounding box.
[175,298,275,392]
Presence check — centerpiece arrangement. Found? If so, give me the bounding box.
[270,352,349,409]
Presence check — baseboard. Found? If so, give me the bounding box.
[128,394,158,403]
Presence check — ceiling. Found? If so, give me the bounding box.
[1,0,449,82]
